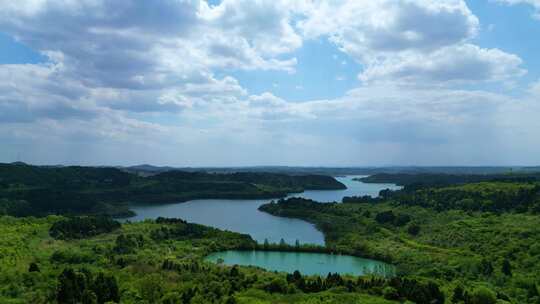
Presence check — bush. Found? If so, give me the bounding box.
[264,278,289,294]
[114,234,144,254]
[407,223,421,236]
[469,286,497,304]
[375,211,396,224]
[383,286,399,300]
[394,214,411,226]
[49,216,120,239]
[28,262,40,272]
[51,249,96,264]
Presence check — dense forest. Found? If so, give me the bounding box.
[0,163,344,217]
[0,215,444,303]
[2,165,540,302]
[359,172,540,187]
[259,180,540,303]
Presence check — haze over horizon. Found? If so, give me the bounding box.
[1,0,540,167]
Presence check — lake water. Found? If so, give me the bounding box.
[126,176,399,245]
[205,250,395,277]
[288,175,402,202]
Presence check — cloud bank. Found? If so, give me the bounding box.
[0,0,538,166]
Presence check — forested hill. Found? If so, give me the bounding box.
[359,172,540,187]
[152,170,346,190]
[0,163,135,188]
[0,163,345,217]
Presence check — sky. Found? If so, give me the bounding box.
[1,0,540,167]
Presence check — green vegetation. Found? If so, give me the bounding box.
[346,181,540,213]
[259,182,540,303]
[0,163,345,217]
[0,215,413,304]
[49,216,121,240]
[4,165,540,303]
[359,172,540,187]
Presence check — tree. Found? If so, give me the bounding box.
[224,296,237,304]
[138,274,163,303]
[28,262,40,272]
[502,259,512,276]
[479,259,494,276]
[230,265,239,277]
[407,223,421,236]
[81,290,97,304]
[394,214,411,226]
[92,272,120,304]
[451,285,465,303]
[49,216,120,240]
[469,287,497,304]
[264,278,288,293]
[375,211,396,224]
[383,286,399,300]
[56,268,86,304]
[114,234,143,254]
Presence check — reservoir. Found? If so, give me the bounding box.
[126,176,400,245]
[288,175,401,202]
[205,250,395,277]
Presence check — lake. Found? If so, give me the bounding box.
[126,176,400,245]
[288,175,402,202]
[205,250,395,277]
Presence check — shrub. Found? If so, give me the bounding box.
[468,286,497,304]
[407,223,421,236]
[375,211,396,224]
[49,216,120,239]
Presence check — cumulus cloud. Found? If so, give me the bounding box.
[0,63,99,122]
[200,0,303,56]
[299,0,479,55]
[359,44,526,85]
[0,0,305,120]
[0,0,537,166]
[0,0,301,89]
[298,0,524,86]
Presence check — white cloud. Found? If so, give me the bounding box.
[0,0,301,91]
[299,0,479,56]
[298,0,524,86]
[0,0,537,166]
[200,0,303,56]
[0,0,305,121]
[359,44,526,85]
[0,63,99,122]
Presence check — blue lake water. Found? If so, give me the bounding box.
[288,175,402,202]
[126,176,400,245]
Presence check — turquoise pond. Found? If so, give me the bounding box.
[205,250,395,277]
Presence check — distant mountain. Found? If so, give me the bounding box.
[121,165,540,176]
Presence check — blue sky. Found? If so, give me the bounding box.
[0,33,46,64]
[1,0,540,166]
[228,39,362,102]
[468,1,540,88]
